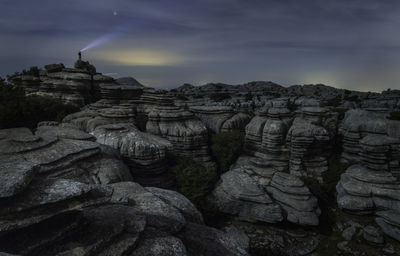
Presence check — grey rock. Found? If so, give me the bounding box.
[146,187,204,224]
[131,236,187,256]
[178,222,249,256]
[363,225,384,244]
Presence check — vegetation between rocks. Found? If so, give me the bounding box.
[388,111,400,121]
[0,78,80,129]
[210,131,245,174]
[172,157,218,211]
[209,93,231,102]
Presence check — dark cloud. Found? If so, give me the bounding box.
[1,0,400,91]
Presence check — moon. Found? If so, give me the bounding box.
[113,11,118,16]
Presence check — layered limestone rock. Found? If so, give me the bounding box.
[62,104,136,133]
[244,102,293,174]
[63,107,175,188]
[92,123,174,188]
[337,130,400,241]
[97,75,144,102]
[10,66,101,106]
[136,88,175,114]
[9,64,148,107]
[341,109,400,165]
[244,100,335,181]
[286,107,333,179]
[210,156,321,226]
[210,100,327,226]
[0,127,132,194]
[190,106,251,133]
[0,127,249,255]
[146,105,213,164]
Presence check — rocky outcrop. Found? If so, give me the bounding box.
[286,107,333,180]
[9,64,149,107]
[97,75,144,102]
[93,124,174,188]
[10,67,102,106]
[0,127,249,256]
[146,105,213,164]
[62,107,175,188]
[341,109,400,166]
[337,112,400,242]
[190,106,251,133]
[210,99,329,226]
[210,156,321,226]
[0,127,132,195]
[244,100,336,181]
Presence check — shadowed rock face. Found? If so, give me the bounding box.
[93,124,174,188]
[190,106,251,133]
[10,67,102,106]
[0,127,249,256]
[244,100,336,181]
[146,105,214,165]
[62,106,175,188]
[209,100,338,226]
[337,110,400,242]
[210,156,321,226]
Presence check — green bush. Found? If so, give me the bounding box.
[0,78,80,129]
[172,157,217,206]
[210,131,245,174]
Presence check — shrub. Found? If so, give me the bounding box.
[176,95,189,101]
[287,100,298,112]
[245,92,253,101]
[0,78,80,129]
[326,95,342,107]
[136,112,148,131]
[210,131,245,174]
[172,157,217,206]
[209,93,231,102]
[331,107,347,120]
[193,94,204,99]
[388,111,400,121]
[344,95,360,103]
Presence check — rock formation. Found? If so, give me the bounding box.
[62,106,176,188]
[210,156,321,226]
[210,100,324,226]
[146,105,214,165]
[337,109,400,242]
[190,106,251,133]
[0,127,249,256]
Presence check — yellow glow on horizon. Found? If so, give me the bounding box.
[95,49,185,66]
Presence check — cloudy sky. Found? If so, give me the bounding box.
[1,0,400,91]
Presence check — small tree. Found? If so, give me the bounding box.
[172,157,217,206]
[245,92,253,101]
[210,131,245,174]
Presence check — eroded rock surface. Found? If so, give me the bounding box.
[0,127,249,256]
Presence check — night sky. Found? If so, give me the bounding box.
[1,0,400,91]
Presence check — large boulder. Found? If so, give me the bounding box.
[0,127,249,256]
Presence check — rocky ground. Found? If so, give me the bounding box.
[1,62,400,255]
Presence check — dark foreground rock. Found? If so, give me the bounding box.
[0,127,249,256]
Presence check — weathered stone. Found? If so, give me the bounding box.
[363,225,384,244]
